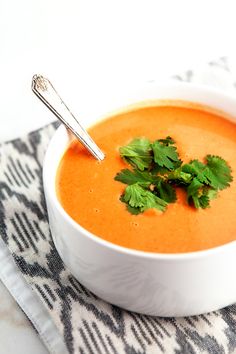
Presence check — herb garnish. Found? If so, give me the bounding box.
[115,137,233,214]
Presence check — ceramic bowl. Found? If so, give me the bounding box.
[43,82,236,317]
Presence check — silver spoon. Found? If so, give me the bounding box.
[31,75,105,161]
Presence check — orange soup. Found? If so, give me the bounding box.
[56,102,236,253]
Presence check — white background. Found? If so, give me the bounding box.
[1,1,236,353]
[1,0,236,141]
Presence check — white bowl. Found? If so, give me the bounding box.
[43,82,236,317]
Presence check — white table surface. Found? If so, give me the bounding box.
[1,0,236,353]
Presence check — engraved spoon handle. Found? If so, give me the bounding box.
[31,75,105,161]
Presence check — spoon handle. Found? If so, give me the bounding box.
[31,75,105,161]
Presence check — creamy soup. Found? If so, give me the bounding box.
[56,102,236,253]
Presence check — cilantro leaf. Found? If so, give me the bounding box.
[186,179,218,209]
[123,183,167,213]
[115,169,176,204]
[181,157,233,190]
[126,204,142,215]
[154,180,177,203]
[151,164,171,175]
[196,194,210,209]
[120,195,142,215]
[206,188,218,200]
[186,178,207,209]
[187,177,204,198]
[167,167,193,185]
[152,139,181,170]
[115,169,160,187]
[182,160,209,184]
[119,138,152,171]
[205,155,233,190]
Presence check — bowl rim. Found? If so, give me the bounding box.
[43,81,236,261]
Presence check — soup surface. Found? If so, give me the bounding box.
[56,102,236,253]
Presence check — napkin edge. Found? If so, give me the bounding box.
[0,238,68,354]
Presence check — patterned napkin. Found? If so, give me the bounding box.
[1,57,236,354]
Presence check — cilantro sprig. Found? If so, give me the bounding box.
[121,183,167,214]
[115,137,233,214]
[152,139,181,170]
[119,138,152,171]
